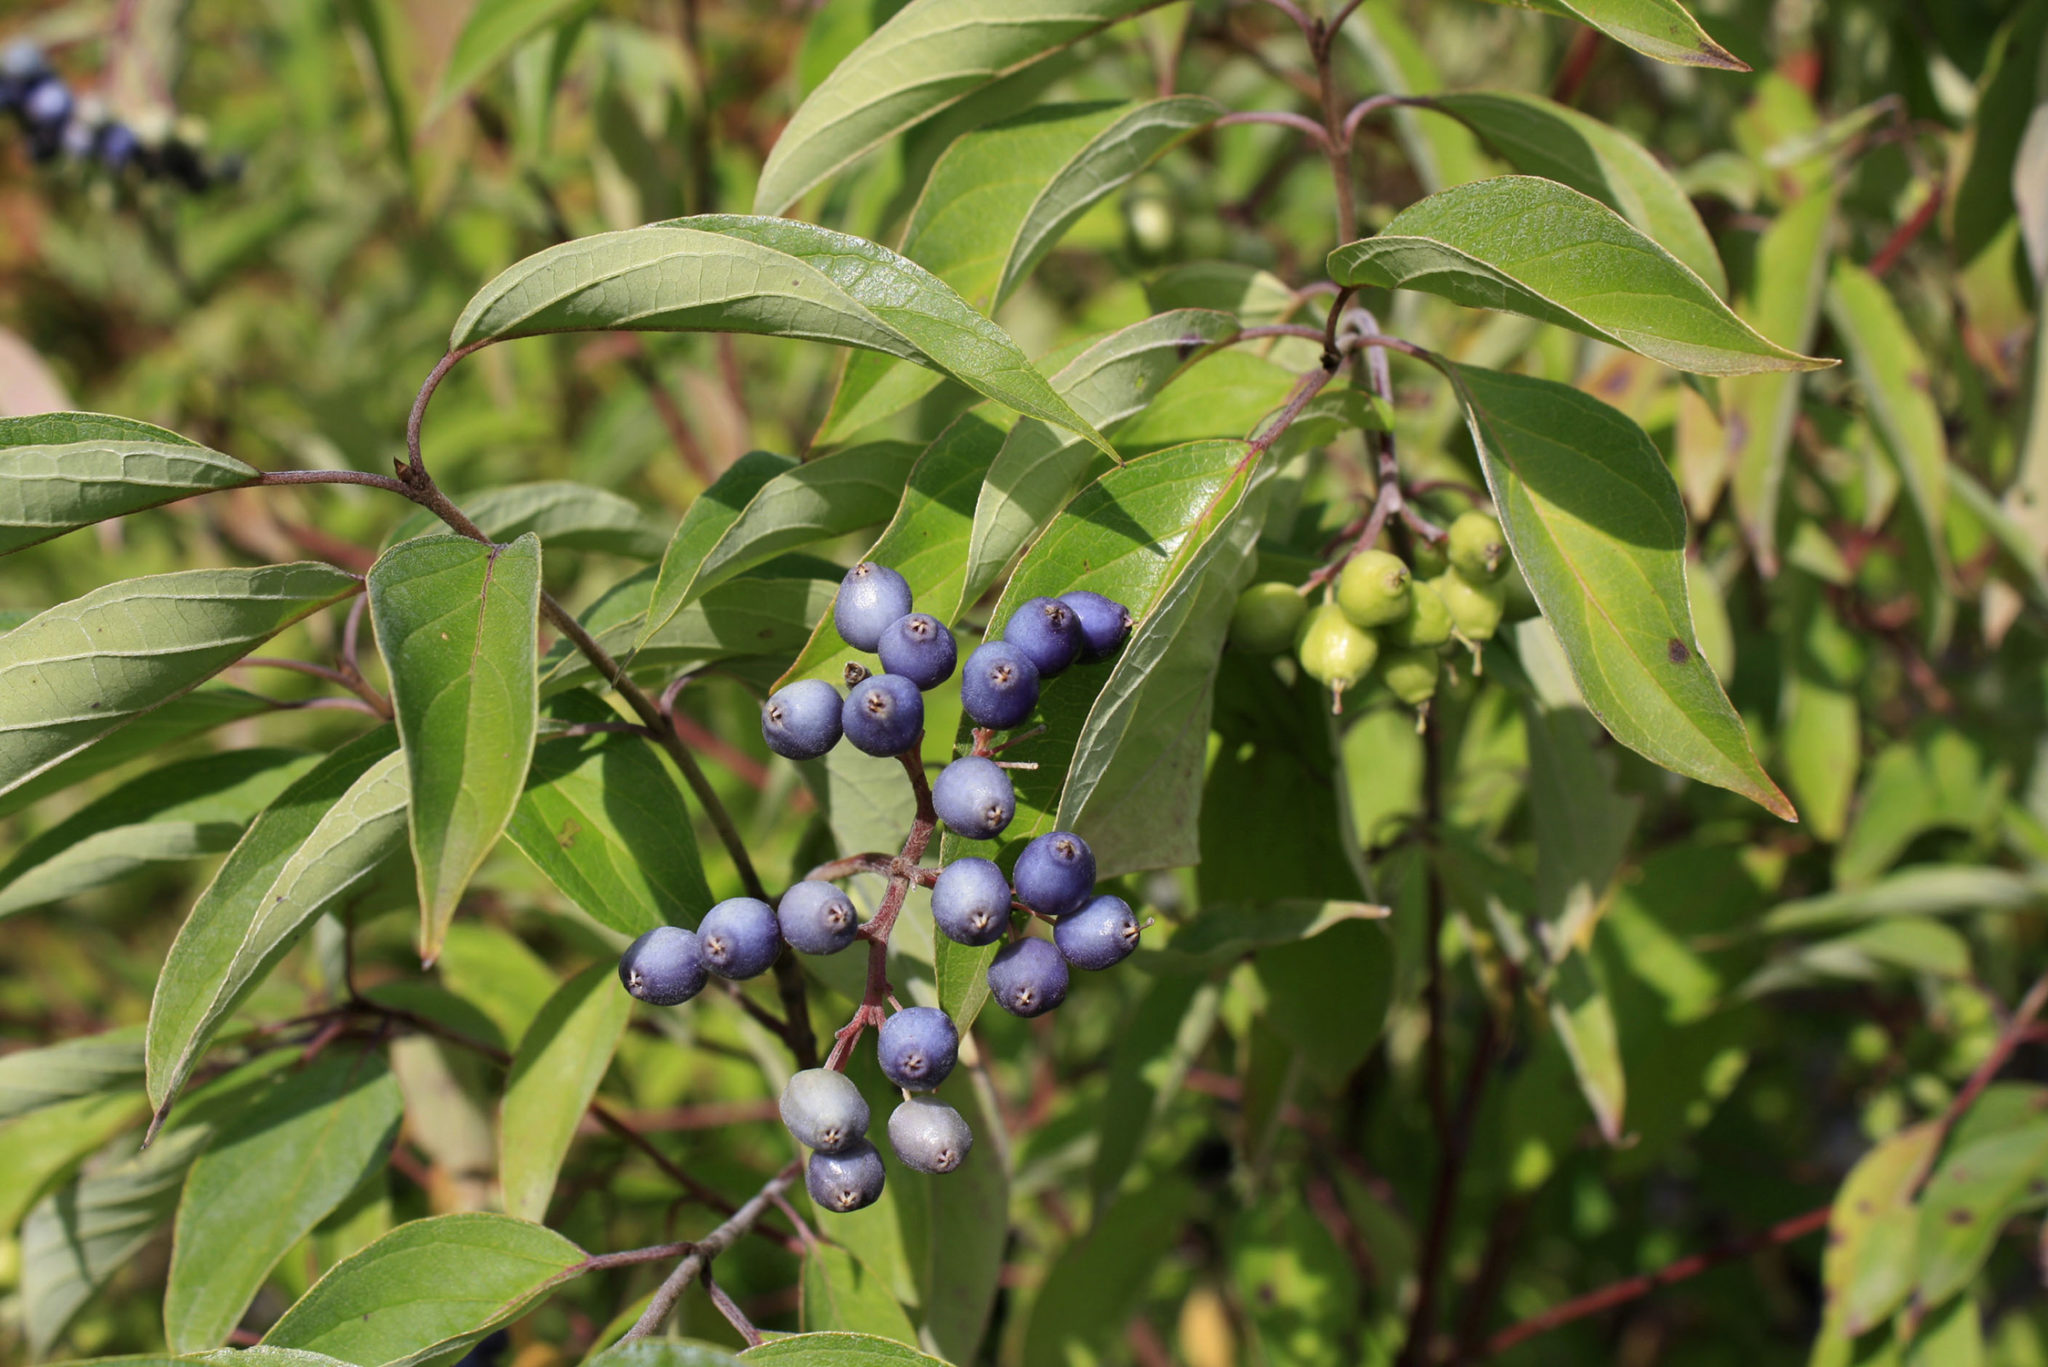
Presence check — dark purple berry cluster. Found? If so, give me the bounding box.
[1,41,237,189]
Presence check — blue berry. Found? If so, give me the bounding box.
[762,679,843,761]
[98,123,137,169]
[877,612,957,690]
[23,77,71,130]
[878,1006,958,1092]
[930,857,1013,946]
[1062,590,1133,661]
[808,1139,887,1213]
[780,1068,869,1154]
[778,880,861,955]
[1003,597,1081,678]
[1011,830,1096,919]
[987,937,1069,1018]
[618,926,709,1006]
[698,897,781,979]
[1,41,47,82]
[835,562,914,651]
[888,1097,974,1175]
[1055,894,1143,970]
[959,641,1040,730]
[932,757,1015,841]
[842,673,924,756]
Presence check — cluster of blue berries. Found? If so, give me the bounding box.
[614,561,1145,1212]
[1,41,233,189]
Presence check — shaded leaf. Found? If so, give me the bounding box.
[0,412,258,557]
[433,0,591,115]
[1762,867,2048,935]
[801,1242,919,1339]
[0,1025,145,1123]
[499,964,631,1222]
[742,1335,950,1367]
[1089,975,1222,1202]
[389,481,666,560]
[1019,1176,1196,1367]
[1144,900,1388,972]
[0,686,279,823]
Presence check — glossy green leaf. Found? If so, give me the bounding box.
[0,749,317,919]
[0,412,258,556]
[389,481,666,560]
[166,1050,404,1351]
[0,1025,144,1123]
[743,1335,950,1367]
[0,686,279,822]
[499,963,631,1222]
[369,533,541,962]
[1817,1122,1942,1340]
[262,1213,587,1367]
[433,0,591,116]
[1476,0,1747,69]
[752,0,1165,214]
[1330,178,1829,376]
[1443,362,1794,819]
[0,563,360,801]
[1424,93,1725,292]
[147,732,409,1119]
[1825,261,1951,577]
[1915,1119,2048,1309]
[801,1242,919,1339]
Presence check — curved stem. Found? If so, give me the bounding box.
[405,343,491,480]
[1342,93,1407,143]
[1217,109,1334,153]
[623,1162,801,1341]
[238,656,392,719]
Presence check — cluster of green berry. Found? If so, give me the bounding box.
[1228,510,1512,711]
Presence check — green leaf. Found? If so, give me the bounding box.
[1817,1122,1942,1341]
[506,697,714,937]
[0,749,318,919]
[165,1050,404,1351]
[1019,1176,1196,1367]
[1761,867,2048,935]
[1143,900,1388,971]
[433,0,592,117]
[147,732,410,1119]
[742,1335,950,1367]
[389,482,667,560]
[637,452,797,645]
[1476,0,1747,69]
[1423,93,1725,292]
[1230,1205,1359,1367]
[0,686,280,822]
[0,412,259,556]
[0,1093,147,1235]
[1742,919,1973,995]
[436,924,559,1049]
[1088,974,1222,1202]
[1442,362,1794,819]
[1914,1119,2048,1310]
[499,963,631,1222]
[1256,919,1395,1091]
[641,442,918,648]
[593,1346,744,1367]
[1546,947,1627,1143]
[801,1242,920,1339]
[261,1213,587,1367]
[1341,9,1490,194]
[0,563,361,802]
[1825,261,1952,579]
[752,0,1166,214]
[1952,3,2048,268]
[546,566,838,693]
[369,533,541,963]
[905,1075,1008,1363]
[1329,177,1830,376]
[0,1025,144,1123]
[450,219,1111,457]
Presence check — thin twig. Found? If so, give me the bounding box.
[237,657,392,719]
[1217,109,1334,152]
[704,1269,766,1348]
[623,1162,802,1340]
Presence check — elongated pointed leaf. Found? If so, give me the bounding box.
[0,563,360,800]
[147,733,409,1118]
[743,1335,951,1367]
[1443,362,1794,819]
[753,0,1165,214]
[1329,177,1830,376]
[0,749,317,919]
[261,1213,587,1367]
[0,412,259,556]
[637,451,797,651]
[433,0,589,117]
[0,686,279,822]
[389,481,667,559]
[1423,92,1725,294]
[547,566,837,693]
[0,1025,144,1122]
[499,963,630,1222]
[166,1050,404,1351]
[369,533,541,962]
[1478,0,1747,69]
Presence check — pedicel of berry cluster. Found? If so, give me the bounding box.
[619,562,1142,1212]
[0,39,239,189]
[1228,508,1512,722]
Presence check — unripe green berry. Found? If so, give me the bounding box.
[1435,571,1506,643]
[1410,538,1448,580]
[1447,511,1509,583]
[1379,646,1440,706]
[1387,578,1452,649]
[1335,550,1411,628]
[1295,603,1379,693]
[1229,582,1306,655]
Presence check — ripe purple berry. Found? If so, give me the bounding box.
[1003,596,1081,678]
[877,1007,959,1092]
[1011,830,1096,919]
[835,562,914,651]
[762,679,843,761]
[888,1097,974,1175]
[1061,590,1133,661]
[877,612,958,690]
[1055,894,1143,971]
[698,897,781,979]
[842,673,925,756]
[807,1139,886,1213]
[930,857,1012,946]
[931,756,1015,841]
[959,641,1040,730]
[618,926,709,1006]
[987,937,1070,1018]
[778,880,861,955]
[22,77,71,130]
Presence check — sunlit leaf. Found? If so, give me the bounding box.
[0,412,258,557]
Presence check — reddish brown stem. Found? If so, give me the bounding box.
[828,744,939,1071]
